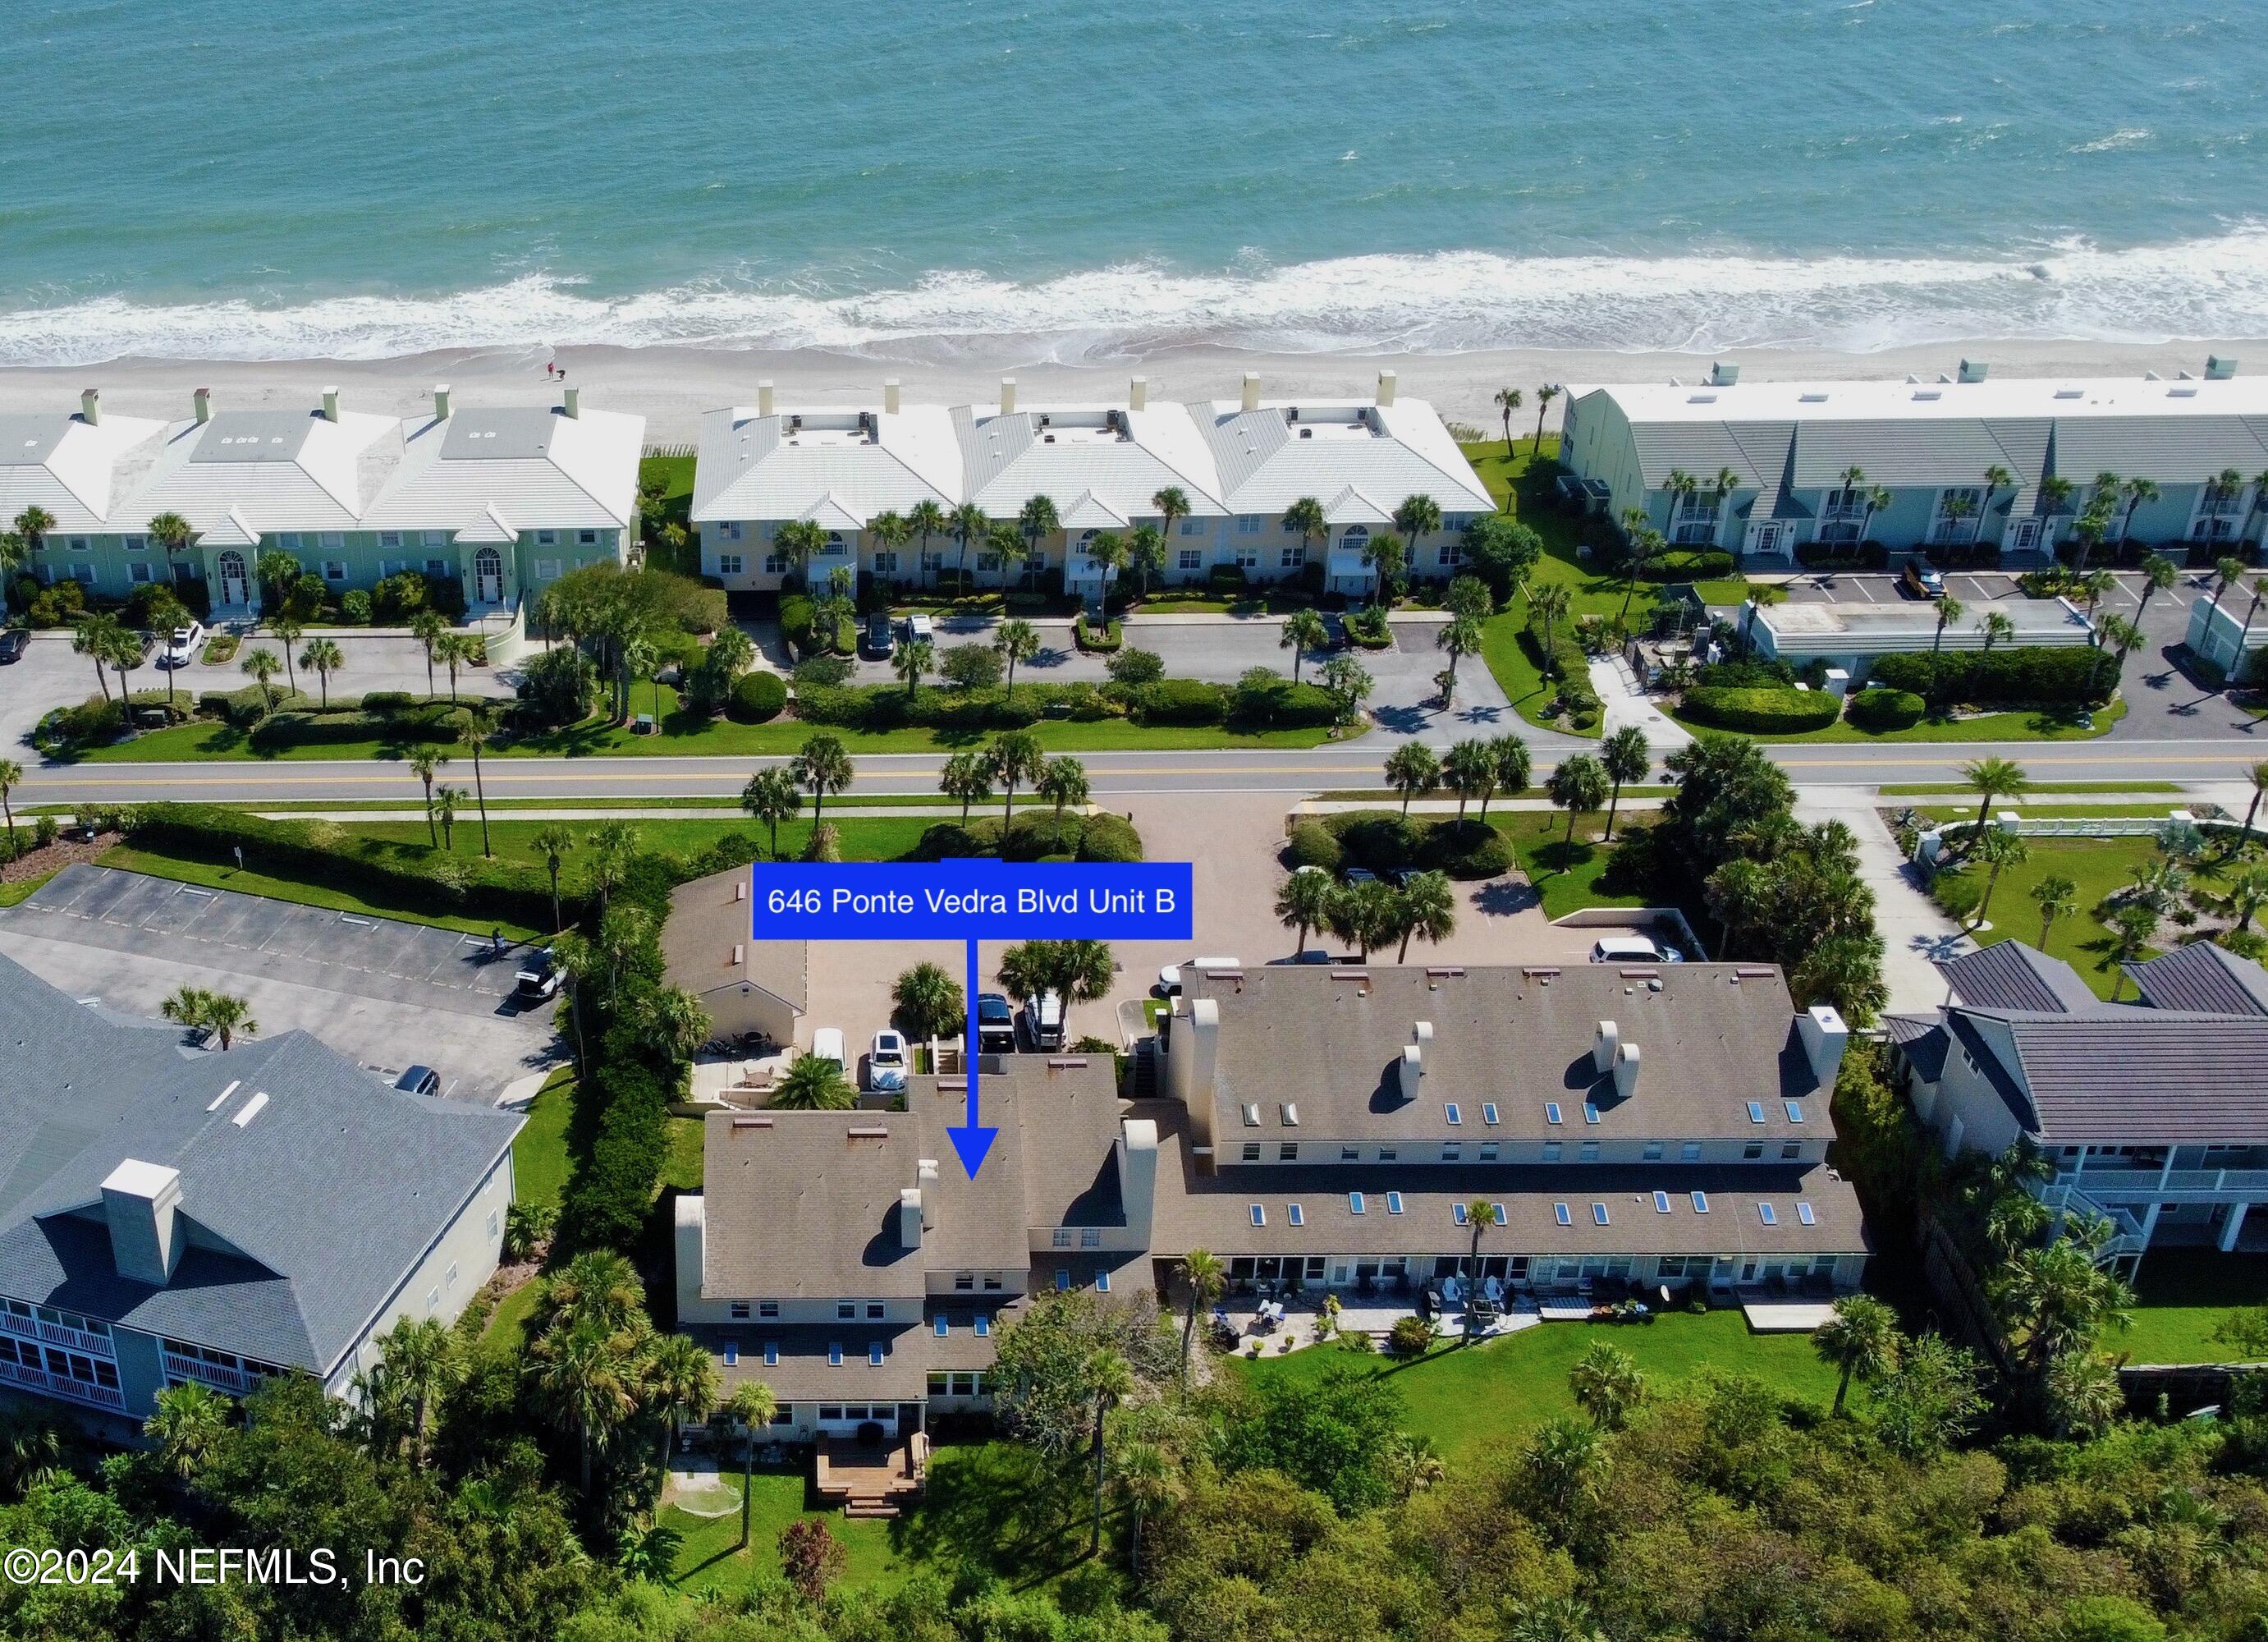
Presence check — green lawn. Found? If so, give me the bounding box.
[1671,697,2125,745]
[1231,1309,1838,1466]
[1491,809,1653,920]
[510,1073,576,1211]
[667,1465,906,1592]
[1878,780,2181,797]
[0,871,58,908]
[2120,1252,2268,1365]
[320,814,939,870]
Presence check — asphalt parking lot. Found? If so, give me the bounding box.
[0,864,560,1102]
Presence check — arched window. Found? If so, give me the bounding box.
[1340,524,1369,552]
[473,545,504,601]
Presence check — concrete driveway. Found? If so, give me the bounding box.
[0,863,561,1102]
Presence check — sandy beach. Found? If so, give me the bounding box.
[2,336,2260,447]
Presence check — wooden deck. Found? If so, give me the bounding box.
[814,1433,928,1519]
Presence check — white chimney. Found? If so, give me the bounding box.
[433,383,451,420]
[883,378,901,415]
[1613,1041,1642,1101]
[1240,371,1262,413]
[563,386,580,420]
[101,1158,183,1286]
[757,380,775,417]
[321,386,340,423]
[1708,362,1741,387]
[999,377,1018,415]
[898,1187,923,1248]
[2206,355,2239,380]
[193,387,211,424]
[1958,359,1990,383]
[1798,1004,1849,1085]
[1593,1021,1620,1076]
[1396,1021,1432,1103]
[1118,1117,1158,1250]
[1129,376,1148,411]
[1376,369,1397,407]
[1161,996,1221,1165]
[80,388,100,425]
[917,1158,939,1232]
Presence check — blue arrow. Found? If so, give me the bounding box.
[946,936,997,1177]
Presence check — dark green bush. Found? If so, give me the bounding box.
[560,1059,667,1252]
[1419,819,1515,878]
[515,645,598,729]
[779,594,818,654]
[1075,811,1143,863]
[43,695,126,748]
[1319,810,1512,879]
[1524,619,1601,726]
[248,704,469,751]
[1286,820,1344,871]
[1344,607,1392,649]
[793,651,856,688]
[1131,678,1230,726]
[1325,811,1426,872]
[728,671,788,723]
[1867,644,2113,707]
[360,690,415,713]
[1844,687,1926,731]
[1679,686,1840,733]
[1230,677,1339,728]
[1073,615,1123,652]
[1643,549,1737,580]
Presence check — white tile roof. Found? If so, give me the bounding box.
[1193,398,1492,518]
[952,401,1226,521]
[1577,370,2268,426]
[0,408,169,531]
[689,404,959,525]
[125,402,400,538]
[364,401,642,533]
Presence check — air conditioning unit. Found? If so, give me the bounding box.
[1287,406,1299,422]
[1299,427,1314,439]
[789,415,803,430]
[1038,415,1052,428]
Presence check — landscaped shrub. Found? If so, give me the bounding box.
[1844,687,1927,731]
[40,695,126,749]
[908,812,1144,864]
[1696,658,1795,690]
[248,704,470,751]
[1867,644,2114,708]
[1072,614,1123,652]
[1325,811,1426,872]
[1419,819,1515,878]
[793,651,856,688]
[360,690,415,713]
[1523,617,1601,727]
[779,594,818,655]
[1285,820,1345,872]
[1074,812,1143,863]
[1344,607,1391,649]
[728,670,788,723]
[515,645,599,729]
[1643,549,1737,581]
[1679,686,1841,734]
[560,1058,668,1252]
[1230,676,1339,728]
[1130,678,1230,726]
[1106,646,1164,686]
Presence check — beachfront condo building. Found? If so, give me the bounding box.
[16,385,640,618]
[1560,360,2268,569]
[688,373,1491,600]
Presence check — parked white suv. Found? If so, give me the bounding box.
[162,621,207,668]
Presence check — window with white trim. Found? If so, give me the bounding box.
[1237,515,1263,534]
[323,561,347,582]
[1280,545,1305,569]
[128,562,153,585]
[536,557,562,580]
[1177,549,1203,571]
[378,530,402,548]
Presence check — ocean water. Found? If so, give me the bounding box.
[4,0,2266,364]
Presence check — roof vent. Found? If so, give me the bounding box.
[205,1079,241,1113]
[2206,355,2238,379]
[1798,392,1828,403]
[2054,388,2084,400]
[1299,427,1314,438]
[231,1091,269,1128]
[1613,1042,1642,1100]
[80,388,100,425]
[1687,392,1717,404]
[1913,390,1941,401]
[883,378,901,415]
[847,1124,890,1140]
[1959,359,1990,383]
[1708,362,1739,386]
[1593,1020,1620,1075]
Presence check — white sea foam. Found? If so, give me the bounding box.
[4,228,2267,367]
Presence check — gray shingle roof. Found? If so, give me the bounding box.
[1789,418,2025,491]
[1936,943,2097,1013]
[2124,942,2268,1016]
[2048,415,2268,484]
[0,952,520,1374]
[1957,1006,2268,1144]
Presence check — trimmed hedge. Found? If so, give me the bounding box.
[1322,810,1516,880]
[1642,549,1736,581]
[1679,686,1842,734]
[1132,678,1228,726]
[1232,677,1339,729]
[1867,644,2115,707]
[248,703,470,751]
[1844,687,1927,731]
[728,671,788,723]
[1072,615,1123,653]
[1286,819,1345,872]
[795,680,1123,732]
[908,810,1144,864]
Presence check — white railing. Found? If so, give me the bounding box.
[162,1351,257,1397]
[2050,1167,2268,1199]
[0,1310,114,1359]
[0,1355,125,1411]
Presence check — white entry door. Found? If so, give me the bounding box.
[217,550,249,608]
[474,546,504,604]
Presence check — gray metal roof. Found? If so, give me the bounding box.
[2048,415,2268,484]
[0,416,64,469]
[1629,420,1768,491]
[186,410,318,466]
[439,406,557,462]
[1957,1005,2268,1144]
[1789,418,2022,491]
[0,952,520,1374]
[2124,942,2268,1016]
[1936,943,2097,1014]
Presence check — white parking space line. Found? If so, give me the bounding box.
[1853,580,1877,602]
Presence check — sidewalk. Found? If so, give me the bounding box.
[1794,787,1968,1016]
[1587,654,1693,750]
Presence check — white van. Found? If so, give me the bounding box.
[1028,990,1065,1052]
[810,1027,848,1073]
[1590,935,1666,965]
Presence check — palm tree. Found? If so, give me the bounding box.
[906,499,948,589]
[1393,494,1443,570]
[1393,870,1457,962]
[1125,524,1167,602]
[937,751,992,825]
[1546,754,1610,851]
[1084,1348,1134,1554]
[0,759,19,860]
[1992,1232,2134,1378]
[1435,613,1483,705]
[2032,874,2078,949]
[1385,742,1441,815]
[409,748,449,846]
[433,786,465,851]
[1329,877,1403,963]
[893,636,935,699]
[1979,611,2016,654]
[1568,1339,1645,1429]
[1280,608,1327,686]
[1111,1440,1179,1576]
[2240,761,2268,845]
[408,608,448,696]
[1930,594,1965,656]
[1276,867,1336,959]
[725,1381,777,1547]
[772,1050,855,1110]
[1176,1249,1224,1387]
[145,1380,227,1479]
[460,711,497,858]
[378,1316,462,1469]
[1980,464,2014,534]
[1495,387,1523,455]
[1598,726,1648,841]
[199,990,257,1050]
[266,614,305,699]
[948,502,988,589]
[891,961,964,1039]
[987,731,1046,829]
[1485,734,1533,820]
[2036,474,2075,546]
[1016,494,1061,591]
[103,619,143,708]
[994,618,1040,695]
[789,734,853,825]
[867,509,911,589]
[145,511,195,595]
[1037,755,1089,851]
[299,635,343,707]
[1281,497,1327,569]
[13,505,56,559]
[533,824,576,931]
[532,1317,640,1496]
[73,611,122,703]
[1459,1197,1495,1338]
[2118,476,2160,548]
[1960,756,2029,840]
[1529,582,1573,676]
[772,520,826,592]
[1812,1295,1901,1415]
[1969,831,2029,929]
[239,647,280,711]
[1442,739,1494,819]
[2107,902,2159,998]
[1534,384,1560,453]
[740,765,802,858]
[644,1331,722,1473]
[1151,485,1189,553]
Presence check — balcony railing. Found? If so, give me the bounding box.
[162,1351,257,1397]
[0,1309,114,1359]
[2046,1167,2268,1199]
[0,1355,125,1411]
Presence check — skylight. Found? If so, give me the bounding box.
[1747,1101,1766,1123]
[1545,1102,1563,1125]
[1592,1203,1610,1226]
[1445,1102,1463,1126]
[1287,1203,1305,1227]
[1482,1103,1500,1125]
[974,1315,990,1336]
[828,1342,844,1366]
[934,1316,949,1337]
[1241,1103,1262,1126]
[724,1342,739,1365]
[1653,1190,1672,1213]
[1759,1204,1778,1226]
[1386,1191,1404,1215]
[1554,1202,1572,1227]
[1798,1202,1817,1226]
[869,1342,886,1365]
[1691,1191,1710,1213]
[1491,1203,1507,1226]
[1785,1100,1804,1123]
[764,1342,778,1365]
[1583,1103,1600,1124]
[1249,1204,1266,1227]
[1349,1192,1366,1214]
[1452,1203,1470,1226]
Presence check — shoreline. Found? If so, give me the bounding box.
[2,336,2259,446]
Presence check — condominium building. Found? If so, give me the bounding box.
[2,390,169,595]
[1561,359,2268,567]
[0,953,520,1431]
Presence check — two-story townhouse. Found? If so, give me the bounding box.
[657,870,809,1050]
[1561,359,2268,569]
[687,381,961,594]
[1153,964,1868,1296]
[1189,371,1496,597]
[0,952,520,1435]
[1888,940,2268,1276]
[3,390,171,599]
[360,385,642,617]
[117,386,401,616]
